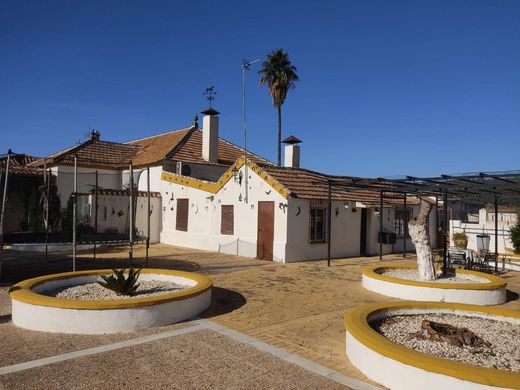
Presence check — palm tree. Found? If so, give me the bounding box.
[259,49,299,166]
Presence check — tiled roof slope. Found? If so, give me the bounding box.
[262,166,411,205]
[169,129,272,166]
[125,128,191,166]
[0,154,43,177]
[29,139,141,169]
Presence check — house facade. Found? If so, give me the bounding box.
[21,108,438,261]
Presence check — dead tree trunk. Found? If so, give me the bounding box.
[408,198,436,281]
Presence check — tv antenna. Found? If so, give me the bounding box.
[203,86,217,108]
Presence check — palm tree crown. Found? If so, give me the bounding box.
[259,49,299,166]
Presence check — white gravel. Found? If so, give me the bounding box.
[44,280,188,300]
[380,269,489,284]
[373,313,520,372]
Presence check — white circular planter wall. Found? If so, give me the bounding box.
[345,301,520,390]
[9,269,212,334]
[362,265,507,305]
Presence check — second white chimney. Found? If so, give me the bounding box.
[201,108,220,163]
[282,135,302,168]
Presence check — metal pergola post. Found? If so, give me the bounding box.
[379,190,383,261]
[146,166,150,268]
[403,193,407,257]
[494,193,499,275]
[72,155,77,272]
[442,188,448,277]
[327,180,332,267]
[0,149,12,252]
[93,170,98,261]
[129,161,134,267]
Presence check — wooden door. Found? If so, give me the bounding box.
[176,198,189,231]
[360,208,367,256]
[257,201,274,261]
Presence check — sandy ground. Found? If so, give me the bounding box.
[1,243,519,389]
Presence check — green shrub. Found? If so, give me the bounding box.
[452,232,468,241]
[98,267,141,296]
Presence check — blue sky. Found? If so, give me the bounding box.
[1,0,519,177]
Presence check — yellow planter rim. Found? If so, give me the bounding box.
[9,268,213,310]
[345,301,520,388]
[362,264,506,290]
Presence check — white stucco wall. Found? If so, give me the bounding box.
[451,220,514,254]
[285,198,362,262]
[89,194,162,242]
[52,166,121,206]
[121,165,163,192]
[160,164,288,261]
[366,207,394,256]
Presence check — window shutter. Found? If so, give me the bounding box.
[176,198,189,231]
[221,205,234,235]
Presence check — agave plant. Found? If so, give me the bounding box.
[98,267,142,296]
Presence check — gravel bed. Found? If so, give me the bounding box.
[380,269,488,284]
[44,280,188,300]
[373,313,520,371]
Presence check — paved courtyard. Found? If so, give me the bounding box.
[1,244,519,389]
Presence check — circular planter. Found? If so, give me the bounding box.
[345,301,520,390]
[9,268,212,334]
[362,265,506,305]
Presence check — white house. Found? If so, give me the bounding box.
[27,108,438,261]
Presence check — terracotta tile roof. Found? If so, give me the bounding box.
[168,129,272,166]
[125,128,192,167]
[29,140,141,169]
[262,166,412,205]
[0,154,43,177]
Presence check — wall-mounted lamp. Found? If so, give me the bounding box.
[374,207,380,216]
[232,166,239,181]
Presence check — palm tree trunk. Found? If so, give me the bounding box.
[277,105,282,166]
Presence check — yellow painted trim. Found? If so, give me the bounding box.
[362,264,506,290]
[160,157,291,198]
[345,301,520,389]
[9,269,213,310]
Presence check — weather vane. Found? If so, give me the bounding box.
[203,86,217,108]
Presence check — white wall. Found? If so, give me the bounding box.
[121,165,163,192]
[88,194,162,242]
[366,207,394,256]
[160,164,288,261]
[285,198,361,262]
[451,208,515,253]
[52,166,121,206]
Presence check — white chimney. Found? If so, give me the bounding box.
[201,108,220,163]
[282,135,302,168]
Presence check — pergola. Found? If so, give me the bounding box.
[320,170,520,273]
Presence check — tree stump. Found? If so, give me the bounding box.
[408,198,436,281]
[421,320,491,348]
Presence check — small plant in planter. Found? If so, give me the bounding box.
[453,232,468,249]
[98,267,141,296]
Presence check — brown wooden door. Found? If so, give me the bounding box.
[257,201,274,261]
[176,198,189,231]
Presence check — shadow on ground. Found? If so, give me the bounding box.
[0,255,201,284]
[200,287,247,318]
[506,289,519,302]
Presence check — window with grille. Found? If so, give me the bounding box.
[309,202,327,243]
[221,205,234,235]
[394,208,412,237]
